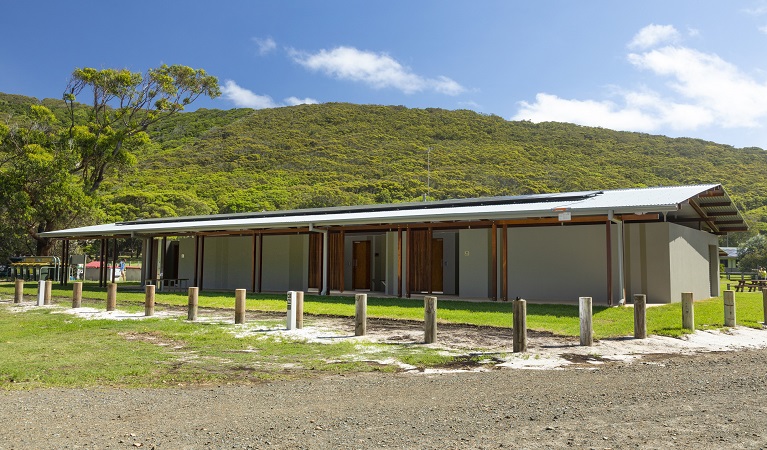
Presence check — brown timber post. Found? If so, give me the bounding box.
[491,222,497,301]
[145,284,155,316]
[188,287,199,321]
[633,294,646,339]
[397,227,403,298]
[111,238,118,284]
[339,230,345,293]
[763,288,767,326]
[426,226,433,295]
[406,227,412,299]
[251,233,257,293]
[502,224,508,301]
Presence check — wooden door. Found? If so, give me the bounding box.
[308,233,322,290]
[431,238,443,292]
[353,241,371,290]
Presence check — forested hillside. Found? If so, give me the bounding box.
[3,92,767,246]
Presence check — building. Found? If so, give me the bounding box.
[40,184,747,304]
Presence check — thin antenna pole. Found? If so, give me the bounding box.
[427,146,432,200]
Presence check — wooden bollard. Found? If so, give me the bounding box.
[187,287,199,321]
[355,293,367,336]
[424,296,438,344]
[235,289,246,324]
[145,285,155,316]
[724,290,736,327]
[512,298,527,353]
[633,294,647,339]
[579,296,593,346]
[72,282,83,308]
[681,292,694,330]
[13,279,23,303]
[296,291,304,329]
[106,282,117,311]
[44,280,52,305]
[763,288,767,326]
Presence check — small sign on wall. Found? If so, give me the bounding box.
[558,211,572,221]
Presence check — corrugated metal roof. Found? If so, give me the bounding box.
[40,184,745,238]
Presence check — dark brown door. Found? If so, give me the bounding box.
[431,238,443,292]
[353,241,371,290]
[308,233,322,290]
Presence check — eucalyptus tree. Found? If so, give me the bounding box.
[0,65,220,257]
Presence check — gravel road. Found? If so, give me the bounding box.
[2,347,767,449]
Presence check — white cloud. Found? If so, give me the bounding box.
[220,80,320,109]
[628,24,680,50]
[253,37,277,56]
[220,80,278,109]
[285,96,319,106]
[760,25,767,34]
[514,24,767,142]
[291,46,465,95]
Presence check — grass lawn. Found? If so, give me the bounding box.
[0,279,764,389]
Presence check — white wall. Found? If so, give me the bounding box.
[668,223,718,301]
[262,234,308,292]
[201,236,252,290]
[458,228,490,298]
[506,225,610,303]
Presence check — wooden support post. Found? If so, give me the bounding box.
[251,234,257,293]
[397,228,403,298]
[296,291,304,329]
[512,298,527,353]
[424,295,438,344]
[44,280,52,305]
[111,238,118,284]
[502,224,508,301]
[724,290,736,327]
[14,278,23,304]
[256,234,263,293]
[763,288,767,326]
[491,222,497,301]
[579,296,593,346]
[633,294,646,339]
[355,293,367,336]
[72,282,83,308]
[106,282,117,311]
[606,221,613,306]
[192,235,199,288]
[187,287,199,321]
[235,289,246,324]
[681,292,694,330]
[406,228,412,299]
[145,284,155,316]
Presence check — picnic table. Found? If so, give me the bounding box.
[733,279,767,292]
[145,278,189,293]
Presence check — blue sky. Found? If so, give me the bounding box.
[3,1,767,149]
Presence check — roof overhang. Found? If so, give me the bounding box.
[40,184,748,239]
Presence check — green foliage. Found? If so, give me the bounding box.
[737,234,767,271]
[3,98,767,260]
